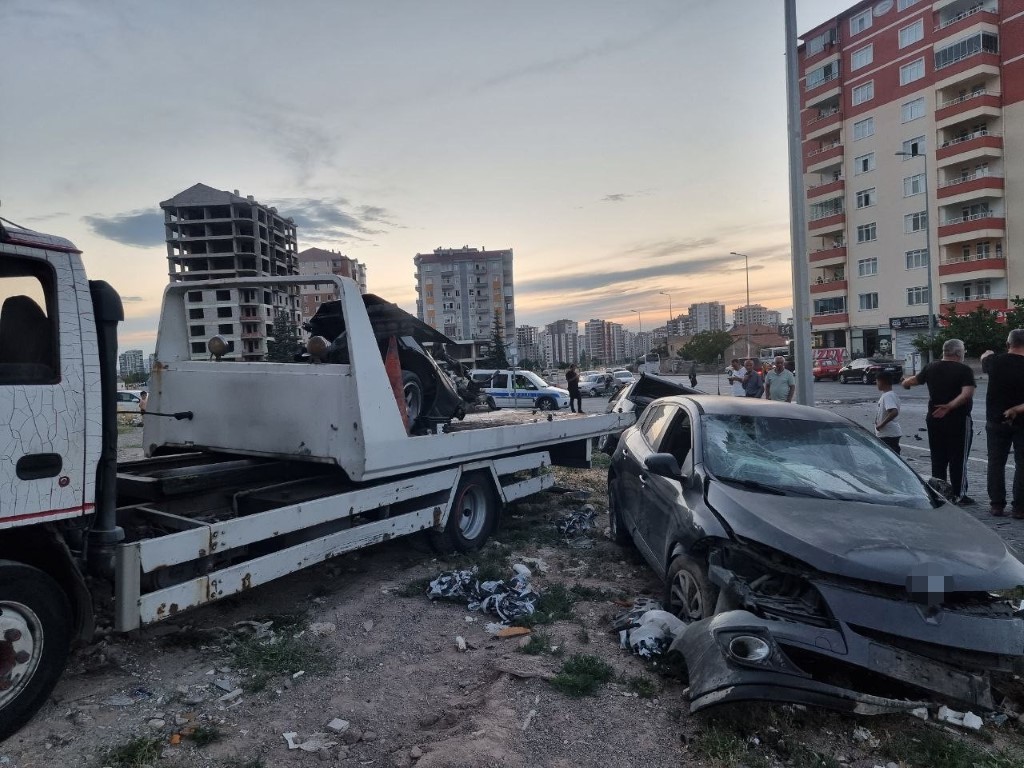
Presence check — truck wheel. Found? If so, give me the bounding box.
[536,397,556,411]
[402,370,424,425]
[0,563,72,740]
[431,472,499,552]
[665,554,718,623]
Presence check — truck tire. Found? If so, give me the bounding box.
[0,563,72,740]
[402,370,424,425]
[431,472,499,552]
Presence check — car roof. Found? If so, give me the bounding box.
[659,394,849,423]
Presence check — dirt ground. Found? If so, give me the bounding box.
[3,424,1023,767]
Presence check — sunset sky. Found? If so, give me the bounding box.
[1,0,854,353]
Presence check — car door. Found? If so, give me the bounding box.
[512,372,538,409]
[637,406,693,572]
[486,372,510,407]
[620,404,676,571]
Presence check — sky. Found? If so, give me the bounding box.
[1,0,855,354]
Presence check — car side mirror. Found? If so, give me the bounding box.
[644,452,682,479]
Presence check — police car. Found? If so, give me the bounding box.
[469,369,570,411]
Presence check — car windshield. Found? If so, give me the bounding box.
[701,414,935,507]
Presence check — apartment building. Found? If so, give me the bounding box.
[160,183,300,361]
[118,348,145,378]
[515,325,541,364]
[296,247,367,321]
[801,0,1023,360]
[414,246,515,347]
[688,302,727,333]
[733,304,782,328]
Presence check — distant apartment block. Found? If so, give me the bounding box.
[118,349,145,378]
[666,314,694,337]
[297,247,367,321]
[688,302,727,333]
[515,325,541,364]
[584,319,626,365]
[733,304,780,328]
[414,246,515,347]
[800,0,1024,359]
[160,183,300,361]
[541,319,579,367]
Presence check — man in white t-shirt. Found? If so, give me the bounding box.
[874,371,902,454]
[725,358,745,396]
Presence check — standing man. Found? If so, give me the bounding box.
[764,356,795,403]
[873,371,902,454]
[741,359,764,399]
[565,364,582,414]
[980,329,1024,518]
[725,358,745,396]
[688,359,698,388]
[902,338,976,504]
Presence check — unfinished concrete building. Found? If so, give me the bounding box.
[160,183,300,361]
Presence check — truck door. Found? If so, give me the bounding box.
[0,252,87,527]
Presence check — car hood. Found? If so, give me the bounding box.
[706,481,1024,590]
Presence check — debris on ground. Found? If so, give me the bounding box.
[283,731,338,751]
[937,705,983,730]
[612,599,686,658]
[557,505,597,540]
[427,565,539,622]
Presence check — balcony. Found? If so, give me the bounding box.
[937,212,1005,243]
[804,108,843,140]
[938,253,1006,277]
[936,130,1002,165]
[808,212,845,238]
[812,311,849,328]
[806,143,845,174]
[936,173,1003,205]
[939,295,1008,314]
[807,178,844,200]
[935,90,1001,129]
[934,4,998,35]
[809,245,846,265]
[811,279,848,295]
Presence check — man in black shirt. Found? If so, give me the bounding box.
[902,338,976,504]
[980,329,1024,518]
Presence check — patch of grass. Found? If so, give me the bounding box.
[103,736,162,768]
[569,583,621,601]
[626,674,658,699]
[880,727,1024,768]
[495,508,562,547]
[230,633,330,689]
[396,576,432,598]
[518,630,563,656]
[590,451,611,469]
[688,724,752,766]
[446,543,513,582]
[788,745,840,768]
[549,653,613,697]
[515,582,576,626]
[189,725,222,747]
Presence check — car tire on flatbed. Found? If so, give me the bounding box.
[431,472,499,553]
[0,562,72,741]
[665,554,718,623]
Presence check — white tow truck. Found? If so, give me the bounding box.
[0,221,631,738]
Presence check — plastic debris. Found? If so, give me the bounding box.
[283,731,338,752]
[326,718,350,733]
[937,705,983,730]
[910,707,929,721]
[557,505,596,540]
[496,627,532,639]
[521,708,537,731]
[217,688,243,703]
[612,599,686,658]
[455,635,468,652]
[427,566,539,622]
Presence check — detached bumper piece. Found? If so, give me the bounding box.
[670,610,996,715]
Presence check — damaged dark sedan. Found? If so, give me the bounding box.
[608,395,1024,715]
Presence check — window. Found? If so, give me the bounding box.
[807,28,837,56]
[215,290,230,301]
[858,257,878,276]
[188,308,204,320]
[901,97,925,122]
[897,0,921,9]
[0,258,59,384]
[641,405,677,450]
[901,137,925,157]
[898,19,924,48]
[900,58,925,85]
[859,293,879,311]
[904,211,927,233]
[854,153,876,174]
[852,81,874,105]
[905,249,929,269]
[907,286,929,306]
[977,241,991,257]
[814,297,846,315]
[850,9,872,35]
[217,307,232,318]
[935,33,999,70]
[190,342,206,355]
[806,61,840,90]
[856,223,877,242]
[187,291,203,303]
[851,45,873,70]
[856,188,875,208]
[853,117,875,140]
[903,173,925,196]
[810,198,844,220]
[190,325,206,338]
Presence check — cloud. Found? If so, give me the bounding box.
[517,252,737,295]
[601,193,630,203]
[121,296,143,302]
[268,197,398,243]
[82,210,165,247]
[22,211,69,223]
[626,238,718,259]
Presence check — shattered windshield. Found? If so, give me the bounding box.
[701,414,934,507]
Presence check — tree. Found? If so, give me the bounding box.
[266,310,302,362]
[481,310,509,368]
[680,330,734,364]
[912,296,1024,359]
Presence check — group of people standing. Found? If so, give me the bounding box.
[724,357,796,402]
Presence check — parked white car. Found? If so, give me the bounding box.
[612,369,635,386]
[470,369,570,411]
[116,390,144,413]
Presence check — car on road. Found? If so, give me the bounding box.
[579,372,613,397]
[116,390,144,413]
[470,369,569,411]
[607,395,1024,714]
[837,357,903,384]
[612,369,635,386]
[812,360,843,382]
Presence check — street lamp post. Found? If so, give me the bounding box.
[895,149,936,353]
[658,291,673,335]
[730,251,752,358]
[629,309,642,335]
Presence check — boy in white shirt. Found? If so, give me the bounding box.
[874,371,902,454]
[725,358,745,396]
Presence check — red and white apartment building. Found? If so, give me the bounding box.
[800,0,1024,360]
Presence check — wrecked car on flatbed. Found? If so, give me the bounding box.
[608,395,1024,714]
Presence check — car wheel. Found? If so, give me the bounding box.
[607,475,632,546]
[430,472,499,553]
[401,370,424,425]
[664,555,718,623]
[0,563,72,740]
[866,375,875,385]
[536,397,556,411]
[589,388,597,397]
[839,374,848,384]
[486,396,498,411]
